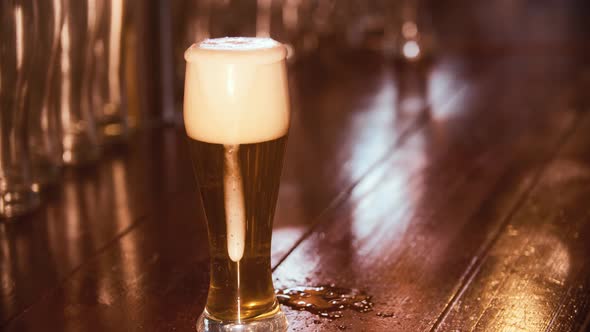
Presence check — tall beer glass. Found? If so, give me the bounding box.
[184,38,290,332]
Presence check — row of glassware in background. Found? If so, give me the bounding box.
[169,0,436,115]
[0,0,435,219]
[1,0,138,219]
[172,0,434,62]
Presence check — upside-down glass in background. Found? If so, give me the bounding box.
[0,0,40,218]
[122,0,141,131]
[91,0,129,145]
[171,0,209,114]
[27,0,64,189]
[55,0,101,165]
[184,38,290,332]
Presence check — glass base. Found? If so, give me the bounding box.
[0,188,40,219]
[99,123,129,147]
[196,309,288,332]
[31,163,61,191]
[98,109,129,147]
[62,144,101,166]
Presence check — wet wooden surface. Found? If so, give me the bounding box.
[3,1,590,331]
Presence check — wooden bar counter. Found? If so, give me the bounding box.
[2,2,590,330]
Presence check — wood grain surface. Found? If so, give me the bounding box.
[2,1,590,331]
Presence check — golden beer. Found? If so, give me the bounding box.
[188,136,287,320]
[184,37,290,331]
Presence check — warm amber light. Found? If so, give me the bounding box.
[402,21,418,39]
[403,41,421,60]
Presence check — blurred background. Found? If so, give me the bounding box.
[164,0,589,121]
[1,0,589,217]
[0,0,588,216]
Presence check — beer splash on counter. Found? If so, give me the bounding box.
[276,285,373,319]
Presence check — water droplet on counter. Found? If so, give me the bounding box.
[320,311,343,319]
[507,224,519,237]
[276,285,373,319]
[376,312,394,318]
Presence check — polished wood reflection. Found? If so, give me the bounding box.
[2,1,590,331]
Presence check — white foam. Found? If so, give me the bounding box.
[183,37,290,144]
[224,145,246,262]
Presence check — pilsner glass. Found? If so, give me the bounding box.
[56,0,101,165]
[91,0,129,145]
[0,0,41,218]
[184,37,289,332]
[27,0,63,189]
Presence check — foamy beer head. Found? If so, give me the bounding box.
[183,37,290,144]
